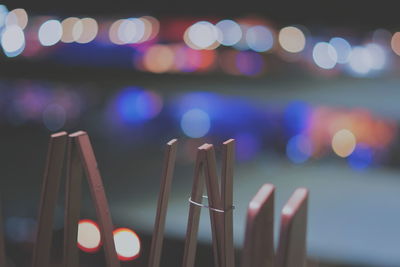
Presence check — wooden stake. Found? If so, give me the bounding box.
[63,134,84,267]
[182,143,229,267]
[276,188,309,267]
[73,131,120,267]
[148,139,178,267]
[32,132,68,267]
[221,139,235,267]
[241,184,275,267]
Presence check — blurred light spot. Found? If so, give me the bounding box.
[113,88,163,124]
[181,108,210,138]
[109,19,124,45]
[284,101,312,136]
[246,25,274,52]
[347,143,373,170]
[1,25,25,57]
[286,135,313,164]
[365,43,386,70]
[186,21,219,50]
[118,18,145,44]
[233,25,250,50]
[0,5,8,28]
[391,32,400,56]
[143,44,174,73]
[77,219,101,253]
[72,18,98,43]
[61,17,80,43]
[312,42,337,69]
[5,217,36,243]
[113,228,141,261]
[332,129,356,158]
[235,51,264,76]
[38,20,63,46]
[216,20,242,46]
[329,37,351,64]
[42,104,66,131]
[348,46,372,75]
[5,8,28,29]
[278,26,306,53]
[141,16,159,41]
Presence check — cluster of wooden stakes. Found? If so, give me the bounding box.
[0,131,309,267]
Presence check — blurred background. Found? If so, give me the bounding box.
[1,0,400,266]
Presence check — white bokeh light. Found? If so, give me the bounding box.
[113,228,141,261]
[329,37,351,64]
[1,25,25,57]
[348,46,373,75]
[216,19,242,46]
[312,42,337,69]
[246,25,274,52]
[187,21,219,50]
[38,19,63,46]
[181,108,211,138]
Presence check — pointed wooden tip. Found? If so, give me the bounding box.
[281,188,308,217]
[248,184,275,216]
[69,131,87,138]
[198,143,212,150]
[167,139,178,146]
[223,139,235,145]
[51,131,68,138]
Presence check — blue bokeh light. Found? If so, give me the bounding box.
[181,108,211,138]
[347,143,373,170]
[286,134,313,164]
[284,101,312,136]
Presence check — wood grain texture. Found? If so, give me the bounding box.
[74,131,120,267]
[221,139,235,267]
[148,139,178,267]
[63,134,83,267]
[276,188,309,267]
[32,132,68,267]
[241,184,275,267]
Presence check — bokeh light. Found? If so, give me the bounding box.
[38,19,63,46]
[181,108,211,138]
[77,219,102,253]
[42,104,66,131]
[216,19,242,46]
[0,5,8,28]
[347,143,373,170]
[286,135,313,164]
[348,46,373,75]
[331,129,356,158]
[329,37,351,64]
[61,17,80,43]
[118,18,145,44]
[5,8,28,29]
[1,25,25,57]
[113,228,141,261]
[391,32,400,56]
[312,42,337,69]
[73,18,98,44]
[110,87,163,125]
[185,21,219,50]
[235,51,265,76]
[246,25,274,52]
[143,44,174,73]
[278,26,306,53]
[365,43,386,70]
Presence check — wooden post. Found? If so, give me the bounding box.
[63,134,84,267]
[73,131,120,267]
[182,143,231,267]
[241,184,275,267]
[32,132,68,267]
[221,139,235,267]
[148,139,178,267]
[276,188,308,267]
